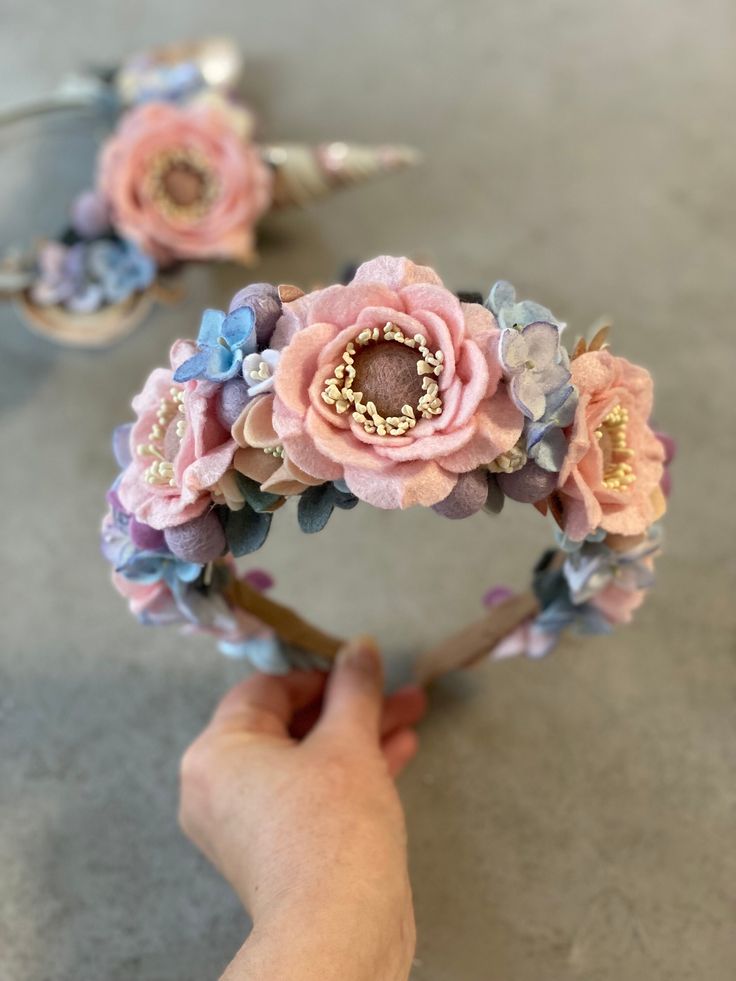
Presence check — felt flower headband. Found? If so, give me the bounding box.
[0,39,418,348]
[101,256,673,679]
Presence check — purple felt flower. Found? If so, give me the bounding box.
[500,321,571,421]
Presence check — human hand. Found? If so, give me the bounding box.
[179,636,426,981]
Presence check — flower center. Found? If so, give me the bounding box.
[321,322,444,437]
[136,386,187,486]
[147,149,218,221]
[596,404,636,491]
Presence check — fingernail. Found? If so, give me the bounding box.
[337,635,379,674]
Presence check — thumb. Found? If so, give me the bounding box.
[318,635,384,740]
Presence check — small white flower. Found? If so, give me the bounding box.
[242,348,280,397]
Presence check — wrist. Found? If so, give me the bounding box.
[226,885,415,981]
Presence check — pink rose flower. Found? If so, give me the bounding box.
[590,582,648,625]
[270,256,524,509]
[558,350,665,541]
[97,100,272,266]
[117,340,237,530]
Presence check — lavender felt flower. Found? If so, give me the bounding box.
[242,348,281,397]
[31,242,104,313]
[174,306,257,384]
[500,321,571,421]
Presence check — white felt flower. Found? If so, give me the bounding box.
[242,348,281,397]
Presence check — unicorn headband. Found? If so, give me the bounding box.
[0,39,419,348]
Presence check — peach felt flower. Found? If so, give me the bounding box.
[270,256,524,509]
[226,392,325,499]
[557,350,665,541]
[97,99,272,265]
[117,341,237,530]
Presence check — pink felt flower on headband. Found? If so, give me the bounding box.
[117,341,237,530]
[557,351,665,541]
[270,256,524,509]
[97,99,272,266]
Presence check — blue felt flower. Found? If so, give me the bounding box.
[174,307,257,384]
[525,384,578,472]
[88,239,156,305]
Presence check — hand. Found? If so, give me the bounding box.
[179,636,426,981]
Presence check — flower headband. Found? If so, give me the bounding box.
[101,256,673,680]
[0,39,418,348]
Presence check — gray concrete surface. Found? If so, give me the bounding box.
[1,1,735,978]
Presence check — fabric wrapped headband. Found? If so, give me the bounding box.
[0,39,418,348]
[102,256,673,681]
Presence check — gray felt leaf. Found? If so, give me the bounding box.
[225,502,272,556]
[235,473,281,513]
[298,484,336,533]
[484,474,505,514]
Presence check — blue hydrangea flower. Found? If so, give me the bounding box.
[525,384,578,471]
[500,321,571,420]
[562,526,662,604]
[174,307,257,384]
[88,239,156,304]
[486,280,565,333]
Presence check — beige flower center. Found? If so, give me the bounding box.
[147,149,218,221]
[137,386,187,486]
[321,322,444,437]
[595,404,636,491]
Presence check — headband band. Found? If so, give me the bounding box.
[102,256,672,680]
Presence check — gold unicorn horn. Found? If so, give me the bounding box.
[262,142,422,209]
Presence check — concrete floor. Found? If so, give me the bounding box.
[1,1,735,978]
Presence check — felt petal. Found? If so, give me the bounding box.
[273,321,339,417]
[273,402,344,482]
[522,321,560,368]
[233,393,277,449]
[198,308,227,347]
[501,329,527,371]
[352,255,443,290]
[343,460,456,509]
[529,428,569,472]
[113,423,133,469]
[511,372,546,420]
[486,280,516,315]
[309,282,400,328]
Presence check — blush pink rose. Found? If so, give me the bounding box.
[590,583,648,625]
[557,350,665,541]
[270,256,524,509]
[117,340,237,530]
[97,100,272,266]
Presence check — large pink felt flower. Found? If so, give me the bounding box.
[558,351,665,541]
[117,341,237,530]
[270,256,524,509]
[98,99,272,266]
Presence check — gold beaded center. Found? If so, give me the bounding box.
[136,386,186,486]
[146,148,219,222]
[595,404,636,491]
[321,322,444,437]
